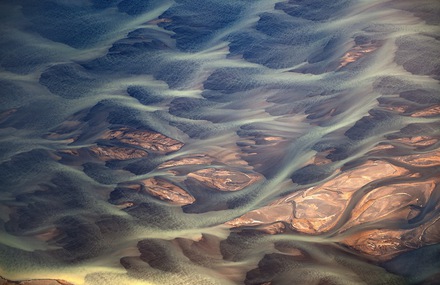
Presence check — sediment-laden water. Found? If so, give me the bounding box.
[0,0,439,284]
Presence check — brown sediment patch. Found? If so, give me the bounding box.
[214,150,251,168]
[158,151,252,173]
[158,154,214,169]
[376,96,411,114]
[308,160,408,193]
[174,233,256,283]
[341,180,436,230]
[226,160,409,234]
[292,160,408,197]
[0,276,73,285]
[286,161,408,233]
[341,229,414,261]
[118,178,195,206]
[289,191,347,234]
[101,128,183,153]
[187,168,262,191]
[175,234,224,265]
[35,228,61,242]
[257,136,285,145]
[140,177,195,205]
[240,135,286,148]
[369,143,395,152]
[226,204,293,228]
[236,133,293,173]
[382,105,409,113]
[410,105,440,117]
[393,136,438,147]
[338,41,379,68]
[341,212,440,261]
[55,145,148,165]
[391,149,440,167]
[44,120,82,142]
[308,149,334,166]
[88,146,148,161]
[380,104,440,117]
[57,149,80,157]
[421,216,440,244]
[44,136,76,144]
[274,243,307,258]
[257,222,287,235]
[115,201,135,209]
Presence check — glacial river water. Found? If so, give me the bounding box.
[0,0,439,284]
